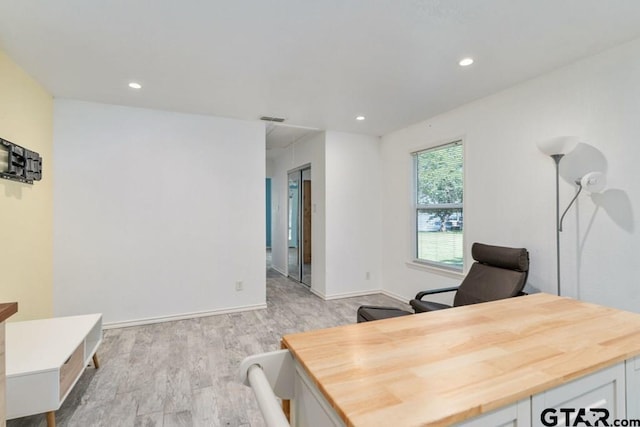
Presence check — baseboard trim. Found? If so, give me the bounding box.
[380,289,410,304]
[102,303,268,329]
[309,287,326,299]
[271,266,288,277]
[312,288,383,301]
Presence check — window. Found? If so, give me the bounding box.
[413,140,463,270]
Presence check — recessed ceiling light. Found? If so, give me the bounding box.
[128,82,142,89]
[459,58,474,67]
[356,116,366,121]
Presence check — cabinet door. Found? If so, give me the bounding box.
[456,399,531,427]
[531,363,625,427]
[626,356,640,418]
[292,362,345,427]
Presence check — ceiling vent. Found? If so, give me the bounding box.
[260,116,285,123]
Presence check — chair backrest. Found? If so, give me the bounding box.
[453,243,529,307]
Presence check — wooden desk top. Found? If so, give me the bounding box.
[0,302,18,323]
[282,293,640,427]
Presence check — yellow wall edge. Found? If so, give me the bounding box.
[0,49,54,321]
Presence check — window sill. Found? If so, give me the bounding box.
[405,260,465,280]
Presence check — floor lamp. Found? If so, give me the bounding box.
[538,137,607,296]
[537,136,579,296]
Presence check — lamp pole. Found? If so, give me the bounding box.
[551,154,563,296]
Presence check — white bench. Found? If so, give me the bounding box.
[5,314,102,427]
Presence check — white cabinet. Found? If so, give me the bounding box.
[291,361,344,427]
[457,400,531,427]
[531,363,625,427]
[5,314,102,424]
[626,356,640,419]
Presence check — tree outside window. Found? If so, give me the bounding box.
[414,141,463,269]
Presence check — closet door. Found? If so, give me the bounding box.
[287,171,301,282]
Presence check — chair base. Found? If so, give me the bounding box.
[357,306,412,323]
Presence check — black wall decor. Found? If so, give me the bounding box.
[0,137,42,184]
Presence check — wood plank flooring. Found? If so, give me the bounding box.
[7,269,410,427]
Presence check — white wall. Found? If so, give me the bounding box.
[380,37,640,312]
[270,132,326,295]
[53,100,266,325]
[324,131,382,297]
[266,157,275,178]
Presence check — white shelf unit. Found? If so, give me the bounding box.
[5,314,102,421]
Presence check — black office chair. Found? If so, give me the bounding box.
[357,243,529,322]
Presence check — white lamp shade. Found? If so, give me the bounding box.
[537,136,580,156]
[580,171,606,193]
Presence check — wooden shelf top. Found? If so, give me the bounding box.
[282,293,640,427]
[0,302,18,323]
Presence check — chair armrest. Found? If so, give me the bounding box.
[415,286,459,300]
[358,305,407,311]
[410,299,451,313]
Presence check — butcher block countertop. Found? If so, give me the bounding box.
[282,293,640,427]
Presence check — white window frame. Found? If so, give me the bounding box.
[410,139,465,273]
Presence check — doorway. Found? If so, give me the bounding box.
[288,166,312,286]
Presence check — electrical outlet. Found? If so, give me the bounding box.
[235,281,243,291]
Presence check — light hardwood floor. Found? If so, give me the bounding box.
[8,269,410,427]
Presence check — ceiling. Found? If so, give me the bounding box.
[1,1,640,138]
[265,122,320,158]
